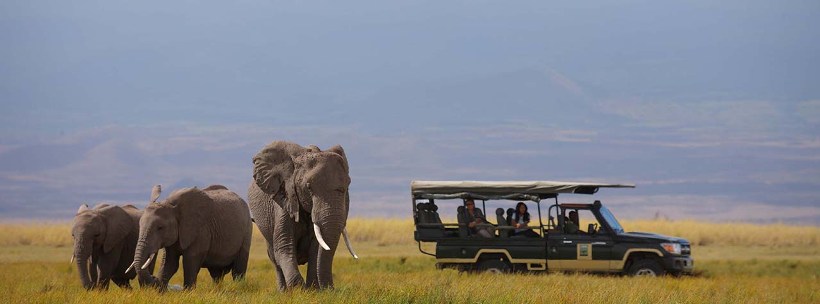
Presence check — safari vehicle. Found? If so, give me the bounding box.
[411,181,693,276]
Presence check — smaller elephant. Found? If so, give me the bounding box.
[132,185,252,290]
[71,202,155,290]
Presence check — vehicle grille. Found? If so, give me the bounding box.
[681,244,691,255]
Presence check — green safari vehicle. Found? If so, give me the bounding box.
[411,181,694,276]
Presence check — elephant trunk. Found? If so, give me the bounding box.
[314,216,344,289]
[316,229,341,289]
[73,237,94,290]
[132,237,157,281]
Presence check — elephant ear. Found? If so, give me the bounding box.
[168,187,210,250]
[326,145,349,174]
[252,141,305,197]
[253,141,308,221]
[326,145,351,216]
[99,206,134,253]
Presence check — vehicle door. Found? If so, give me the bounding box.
[546,208,615,271]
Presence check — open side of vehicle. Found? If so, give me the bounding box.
[411,180,694,276]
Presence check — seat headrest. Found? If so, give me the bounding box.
[417,202,438,212]
[495,208,504,216]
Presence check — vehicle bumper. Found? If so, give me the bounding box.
[663,256,694,274]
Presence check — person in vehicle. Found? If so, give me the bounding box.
[511,202,539,237]
[564,211,579,234]
[464,199,493,238]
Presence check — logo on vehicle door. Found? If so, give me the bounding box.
[579,244,589,257]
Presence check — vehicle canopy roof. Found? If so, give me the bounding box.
[411,180,635,202]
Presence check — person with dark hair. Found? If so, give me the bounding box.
[564,210,580,234]
[511,202,539,237]
[464,199,493,238]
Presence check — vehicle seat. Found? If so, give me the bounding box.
[456,206,470,238]
[415,202,445,240]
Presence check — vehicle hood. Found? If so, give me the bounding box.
[620,232,689,244]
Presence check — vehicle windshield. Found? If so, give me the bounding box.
[599,206,624,233]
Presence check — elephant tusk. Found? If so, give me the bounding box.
[342,228,359,259]
[313,224,331,251]
[71,256,75,264]
[125,262,136,274]
[141,253,155,270]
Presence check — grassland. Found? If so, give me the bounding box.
[1,219,818,303]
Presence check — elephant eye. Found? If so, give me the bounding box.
[335,188,346,193]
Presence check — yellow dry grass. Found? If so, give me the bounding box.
[3,218,818,248]
[1,219,818,303]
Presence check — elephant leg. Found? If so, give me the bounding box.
[181,253,205,289]
[231,234,251,281]
[112,277,131,289]
[273,263,287,292]
[95,249,121,290]
[273,248,303,288]
[267,246,287,291]
[305,241,319,289]
[272,213,304,289]
[207,266,229,283]
[157,248,181,291]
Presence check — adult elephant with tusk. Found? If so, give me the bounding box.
[131,185,252,290]
[249,141,358,290]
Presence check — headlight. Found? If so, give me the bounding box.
[661,243,682,255]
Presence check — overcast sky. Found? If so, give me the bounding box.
[1,0,818,224]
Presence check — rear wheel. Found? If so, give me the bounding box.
[477,259,511,274]
[628,259,666,277]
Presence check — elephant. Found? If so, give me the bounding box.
[130,185,252,290]
[249,140,358,290]
[71,202,156,290]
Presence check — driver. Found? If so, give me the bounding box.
[564,211,579,234]
[567,210,586,234]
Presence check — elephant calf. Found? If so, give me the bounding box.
[71,203,155,290]
[132,185,252,290]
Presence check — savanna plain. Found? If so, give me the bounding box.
[1,219,818,303]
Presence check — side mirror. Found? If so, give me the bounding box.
[588,223,597,235]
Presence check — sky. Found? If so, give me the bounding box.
[1,0,819,224]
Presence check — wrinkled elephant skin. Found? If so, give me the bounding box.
[249,141,357,290]
[132,185,252,290]
[71,204,155,290]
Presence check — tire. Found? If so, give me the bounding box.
[477,259,511,274]
[628,259,666,277]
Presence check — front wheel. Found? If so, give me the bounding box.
[477,259,511,274]
[628,259,666,277]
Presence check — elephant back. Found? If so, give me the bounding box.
[202,185,252,227]
[120,205,143,229]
